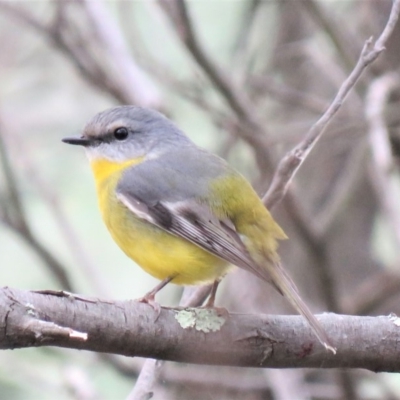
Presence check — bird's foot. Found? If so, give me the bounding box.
[136,294,162,318]
[135,276,175,319]
[203,296,216,308]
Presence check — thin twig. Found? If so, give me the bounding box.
[263,0,400,209]
[126,360,163,400]
[250,76,330,115]
[0,134,29,236]
[0,2,157,106]
[158,0,274,176]
[159,0,252,121]
[79,0,161,107]
[301,0,360,72]
[12,134,110,296]
[231,0,263,80]
[128,284,212,399]
[0,126,74,291]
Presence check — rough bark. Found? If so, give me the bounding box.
[1,286,400,372]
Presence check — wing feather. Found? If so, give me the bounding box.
[116,191,272,283]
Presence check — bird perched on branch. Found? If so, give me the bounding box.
[63,106,335,353]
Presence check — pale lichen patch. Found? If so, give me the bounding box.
[174,308,226,333]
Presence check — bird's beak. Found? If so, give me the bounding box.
[62,136,91,146]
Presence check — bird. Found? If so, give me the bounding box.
[62,105,335,352]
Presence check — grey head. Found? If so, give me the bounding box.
[62,106,192,162]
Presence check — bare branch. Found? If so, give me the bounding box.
[2,287,400,372]
[301,0,360,71]
[158,0,252,120]
[0,125,74,291]
[126,360,162,400]
[79,0,161,107]
[158,0,274,175]
[0,128,29,236]
[376,0,400,50]
[129,285,212,399]
[263,0,400,209]
[0,2,160,106]
[249,76,330,115]
[8,129,111,296]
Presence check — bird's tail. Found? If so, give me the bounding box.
[268,261,336,354]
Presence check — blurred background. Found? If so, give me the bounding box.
[1,0,400,399]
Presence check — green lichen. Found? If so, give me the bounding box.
[174,308,226,333]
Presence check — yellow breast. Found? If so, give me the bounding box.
[89,157,231,285]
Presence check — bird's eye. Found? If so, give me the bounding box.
[113,127,129,141]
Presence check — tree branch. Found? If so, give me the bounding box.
[262,0,400,209]
[128,285,212,399]
[301,0,360,72]
[158,0,274,176]
[2,286,400,372]
[78,0,161,107]
[0,126,74,291]
[0,2,160,106]
[158,0,252,121]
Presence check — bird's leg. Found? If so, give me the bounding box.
[137,276,175,315]
[203,279,221,308]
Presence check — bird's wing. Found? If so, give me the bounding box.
[116,189,272,283]
[115,149,272,279]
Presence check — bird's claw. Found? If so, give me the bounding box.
[136,295,162,319]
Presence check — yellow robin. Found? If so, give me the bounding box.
[63,106,335,352]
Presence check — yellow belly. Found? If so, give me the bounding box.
[110,211,231,284]
[93,162,231,285]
